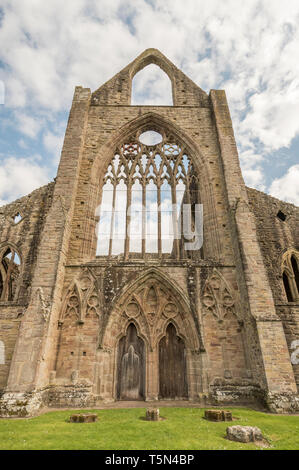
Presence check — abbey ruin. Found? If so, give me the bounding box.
[0,49,298,416]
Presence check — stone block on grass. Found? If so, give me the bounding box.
[204,409,232,421]
[226,425,263,443]
[146,408,160,421]
[69,413,98,423]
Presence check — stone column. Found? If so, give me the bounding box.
[0,87,91,417]
[146,349,159,400]
[210,90,297,410]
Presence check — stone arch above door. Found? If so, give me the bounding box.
[99,268,200,353]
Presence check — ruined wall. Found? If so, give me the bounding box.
[247,187,299,390]
[1,49,298,414]
[51,262,249,404]
[0,183,55,392]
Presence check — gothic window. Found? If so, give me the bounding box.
[96,129,201,260]
[0,340,4,365]
[0,247,21,302]
[283,272,293,302]
[282,250,299,303]
[131,64,173,106]
[291,256,299,294]
[13,213,22,224]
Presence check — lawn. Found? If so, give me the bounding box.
[0,407,298,450]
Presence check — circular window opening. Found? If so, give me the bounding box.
[139,131,162,146]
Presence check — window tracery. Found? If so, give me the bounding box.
[96,129,200,260]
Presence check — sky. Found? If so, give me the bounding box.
[0,0,299,207]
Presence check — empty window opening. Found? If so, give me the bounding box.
[0,340,4,364]
[13,213,22,224]
[283,272,293,302]
[0,247,21,301]
[277,210,287,221]
[96,130,201,261]
[139,131,162,146]
[291,256,299,294]
[131,64,173,106]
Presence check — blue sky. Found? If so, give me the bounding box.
[0,0,299,206]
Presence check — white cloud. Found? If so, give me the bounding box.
[269,165,299,206]
[15,112,43,138]
[0,0,299,204]
[0,155,50,205]
[43,131,64,164]
[132,64,173,105]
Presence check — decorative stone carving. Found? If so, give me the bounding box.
[60,269,101,323]
[202,270,237,321]
[163,302,178,319]
[36,287,51,322]
[101,269,200,354]
[86,290,101,318]
[125,300,140,318]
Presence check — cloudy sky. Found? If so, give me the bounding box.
[0,0,299,207]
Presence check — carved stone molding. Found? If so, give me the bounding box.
[202,269,238,322]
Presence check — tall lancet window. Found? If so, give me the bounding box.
[96,129,201,260]
[0,247,21,301]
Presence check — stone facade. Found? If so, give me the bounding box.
[0,49,298,416]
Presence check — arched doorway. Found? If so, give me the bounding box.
[116,323,145,400]
[159,323,188,399]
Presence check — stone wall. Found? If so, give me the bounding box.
[0,49,298,415]
[0,183,55,393]
[247,187,299,390]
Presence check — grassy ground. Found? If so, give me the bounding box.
[0,407,298,450]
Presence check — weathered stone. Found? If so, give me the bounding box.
[69,413,98,423]
[0,48,298,417]
[204,409,232,422]
[226,425,263,443]
[146,408,160,421]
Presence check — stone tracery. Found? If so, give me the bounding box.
[202,269,238,322]
[97,129,200,260]
[101,270,199,353]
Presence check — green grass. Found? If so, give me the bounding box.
[0,407,298,450]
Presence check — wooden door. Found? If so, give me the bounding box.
[159,323,188,399]
[117,323,145,400]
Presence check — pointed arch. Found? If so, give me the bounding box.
[92,111,220,261]
[60,281,82,323]
[281,249,299,302]
[202,268,240,321]
[99,268,200,352]
[0,243,22,302]
[129,49,176,84]
[131,63,173,106]
[159,322,188,399]
[92,112,211,186]
[91,48,208,107]
[60,268,102,323]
